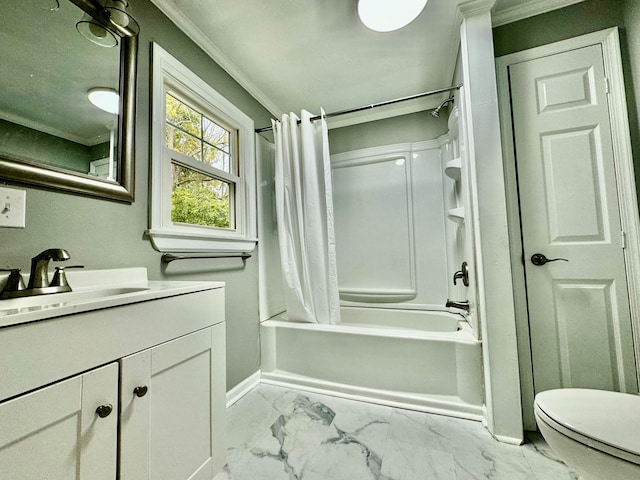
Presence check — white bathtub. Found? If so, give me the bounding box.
[260,307,483,420]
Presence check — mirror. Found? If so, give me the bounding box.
[0,0,137,202]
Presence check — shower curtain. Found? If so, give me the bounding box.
[272,110,341,325]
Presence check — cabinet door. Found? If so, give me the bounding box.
[0,363,118,480]
[120,324,226,480]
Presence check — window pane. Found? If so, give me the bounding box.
[171,164,232,228]
[166,94,201,137]
[166,124,202,160]
[203,117,230,153]
[203,144,231,172]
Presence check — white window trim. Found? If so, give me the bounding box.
[147,43,256,253]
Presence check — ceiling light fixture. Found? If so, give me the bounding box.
[88,88,120,114]
[357,0,428,32]
[27,0,60,11]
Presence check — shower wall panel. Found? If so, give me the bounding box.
[331,141,448,309]
[256,134,285,321]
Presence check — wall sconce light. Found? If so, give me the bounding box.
[358,0,428,32]
[76,13,118,47]
[88,88,120,114]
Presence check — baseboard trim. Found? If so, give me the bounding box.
[226,370,261,408]
[493,433,524,445]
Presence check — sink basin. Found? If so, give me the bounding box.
[0,267,225,328]
[0,287,150,312]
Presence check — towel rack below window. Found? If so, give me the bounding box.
[161,253,252,263]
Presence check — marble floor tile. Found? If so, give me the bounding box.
[220,385,579,480]
[380,442,456,480]
[303,391,392,458]
[226,384,287,448]
[387,409,537,479]
[522,432,580,480]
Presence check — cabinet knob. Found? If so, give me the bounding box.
[134,386,148,398]
[95,404,113,418]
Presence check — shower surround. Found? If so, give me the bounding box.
[257,132,482,420]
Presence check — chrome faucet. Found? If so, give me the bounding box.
[27,248,70,289]
[446,299,470,312]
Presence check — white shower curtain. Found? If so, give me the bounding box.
[272,110,341,325]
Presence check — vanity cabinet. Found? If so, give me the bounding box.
[0,363,119,480]
[120,324,226,480]
[0,278,226,480]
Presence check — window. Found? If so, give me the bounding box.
[147,43,256,252]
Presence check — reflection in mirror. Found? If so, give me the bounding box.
[0,0,137,202]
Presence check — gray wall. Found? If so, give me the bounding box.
[0,0,273,391]
[624,1,640,174]
[328,110,448,154]
[493,0,640,198]
[0,119,106,174]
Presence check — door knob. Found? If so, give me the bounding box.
[95,404,113,418]
[530,253,569,266]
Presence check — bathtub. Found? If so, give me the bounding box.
[260,307,483,420]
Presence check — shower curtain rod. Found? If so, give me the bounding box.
[255,83,462,133]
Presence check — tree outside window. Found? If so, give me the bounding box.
[165,93,236,229]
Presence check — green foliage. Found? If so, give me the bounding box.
[171,165,230,228]
[166,94,233,228]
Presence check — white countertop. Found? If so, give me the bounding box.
[0,267,224,328]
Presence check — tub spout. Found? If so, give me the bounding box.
[446,299,470,312]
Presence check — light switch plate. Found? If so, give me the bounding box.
[0,186,26,228]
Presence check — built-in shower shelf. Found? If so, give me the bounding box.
[445,157,462,180]
[447,207,465,222]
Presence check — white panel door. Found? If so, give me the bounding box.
[0,363,118,480]
[510,44,638,394]
[119,325,226,480]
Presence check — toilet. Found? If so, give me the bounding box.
[534,389,640,480]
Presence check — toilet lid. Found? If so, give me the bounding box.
[535,389,640,464]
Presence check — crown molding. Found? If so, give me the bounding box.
[492,0,586,27]
[149,0,284,119]
[458,0,496,18]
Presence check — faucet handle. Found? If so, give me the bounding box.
[50,265,84,288]
[453,261,469,287]
[0,268,26,294]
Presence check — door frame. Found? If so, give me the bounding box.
[496,27,640,430]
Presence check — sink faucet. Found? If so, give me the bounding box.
[27,248,70,289]
[0,248,76,300]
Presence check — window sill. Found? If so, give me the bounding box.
[145,229,257,253]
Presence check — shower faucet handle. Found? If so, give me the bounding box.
[453,261,469,287]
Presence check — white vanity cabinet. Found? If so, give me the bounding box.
[119,324,226,480]
[0,363,119,480]
[0,273,226,480]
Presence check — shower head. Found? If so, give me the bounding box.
[431,97,455,118]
